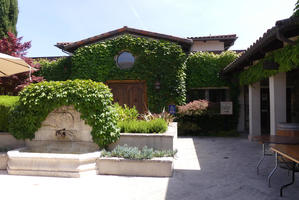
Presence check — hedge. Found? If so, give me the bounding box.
[118,118,168,133]
[0,95,19,132]
[8,80,120,148]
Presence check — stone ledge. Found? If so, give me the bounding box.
[97,157,173,177]
[7,148,101,178]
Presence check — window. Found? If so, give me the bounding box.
[116,51,135,69]
[209,89,227,102]
[187,88,229,103]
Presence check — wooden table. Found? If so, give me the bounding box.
[253,135,299,177]
[271,144,299,197]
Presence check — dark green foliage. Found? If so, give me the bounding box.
[177,114,239,136]
[294,1,299,17]
[70,35,187,112]
[176,99,239,136]
[186,51,239,89]
[8,80,120,148]
[0,0,18,38]
[118,118,168,133]
[239,40,299,85]
[36,57,72,81]
[114,103,139,121]
[0,95,18,131]
[101,144,177,160]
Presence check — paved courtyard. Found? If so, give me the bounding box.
[0,136,298,200]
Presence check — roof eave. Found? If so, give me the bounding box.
[222,17,299,75]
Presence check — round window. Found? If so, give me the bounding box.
[116,51,135,69]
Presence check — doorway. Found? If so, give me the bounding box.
[106,80,148,113]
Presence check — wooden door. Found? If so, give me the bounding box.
[107,80,147,113]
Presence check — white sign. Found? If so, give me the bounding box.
[220,101,233,115]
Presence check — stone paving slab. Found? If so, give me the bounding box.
[0,136,298,200]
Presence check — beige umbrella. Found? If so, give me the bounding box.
[0,53,34,78]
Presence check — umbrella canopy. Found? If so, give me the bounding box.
[0,53,34,77]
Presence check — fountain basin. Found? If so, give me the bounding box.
[7,143,101,178]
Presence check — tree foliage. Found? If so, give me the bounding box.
[0,0,18,38]
[294,0,299,17]
[0,32,44,95]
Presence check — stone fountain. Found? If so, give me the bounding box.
[7,106,101,178]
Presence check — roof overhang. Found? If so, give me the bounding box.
[222,17,299,75]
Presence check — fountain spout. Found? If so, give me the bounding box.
[55,128,74,139]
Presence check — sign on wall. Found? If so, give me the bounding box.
[220,101,233,115]
[168,105,176,115]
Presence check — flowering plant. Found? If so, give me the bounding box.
[177,99,214,116]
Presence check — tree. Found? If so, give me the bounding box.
[0,32,44,95]
[294,0,299,17]
[0,0,18,38]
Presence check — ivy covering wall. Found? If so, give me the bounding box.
[186,51,239,89]
[176,51,241,135]
[239,40,299,85]
[37,57,72,81]
[39,35,187,113]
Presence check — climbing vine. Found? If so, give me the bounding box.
[239,40,299,85]
[38,35,187,113]
[9,80,120,148]
[186,51,239,89]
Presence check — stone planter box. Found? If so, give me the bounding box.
[108,122,177,151]
[0,153,8,170]
[97,157,173,177]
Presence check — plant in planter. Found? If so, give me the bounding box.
[98,144,177,177]
[117,118,168,133]
[101,144,177,160]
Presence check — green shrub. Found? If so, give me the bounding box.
[118,118,167,133]
[0,96,19,132]
[101,144,177,160]
[114,103,139,121]
[176,99,238,136]
[8,80,120,148]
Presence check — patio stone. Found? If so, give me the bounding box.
[0,136,298,200]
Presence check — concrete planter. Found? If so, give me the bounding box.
[108,122,177,151]
[0,153,8,170]
[97,157,173,177]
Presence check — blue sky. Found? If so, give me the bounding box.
[17,0,297,57]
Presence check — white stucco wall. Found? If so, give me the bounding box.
[190,41,224,52]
